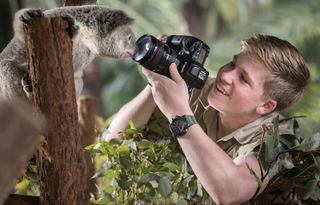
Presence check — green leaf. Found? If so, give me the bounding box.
[84,143,96,151]
[170,191,179,203]
[182,175,194,186]
[162,162,180,172]
[103,169,117,181]
[263,134,284,170]
[118,179,131,190]
[119,156,132,169]
[177,198,188,205]
[94,197,111,205]
[137,191,157,202]
[263,134,274,166]
[93,142,102,150]
[279,152,295,169]
[147,121,165,135]
[116,144,130,155]
[122,139,137,152]
[296,179,318,200]
[313,156,320,181]
[158,176,172,197]
[125,128,138,136]
[139,173,158,183]
[298,133,320,152]
[104,185,113,194]
[136,139,153,150]
[188,179,198,197]
[144,148,156,158]
[280,134,298,148]
[310,185,320,201]
[273,115,280,147]
[108,138,122,146]
[128,120,136,129]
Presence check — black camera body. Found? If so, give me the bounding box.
[132,34,210,89]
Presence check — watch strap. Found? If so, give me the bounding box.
[184,115,197,126]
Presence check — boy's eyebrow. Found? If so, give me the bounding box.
[232,54,238,62]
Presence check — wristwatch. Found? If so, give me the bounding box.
[169,115,197,137]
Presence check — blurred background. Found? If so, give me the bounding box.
[1,0,319,136]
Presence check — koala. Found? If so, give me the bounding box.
[0,5,137,101]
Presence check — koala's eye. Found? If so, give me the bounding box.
[128,35,132,41]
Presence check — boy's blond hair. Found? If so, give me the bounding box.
[241,34,310,111]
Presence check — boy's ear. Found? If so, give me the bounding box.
[256,100,277,115]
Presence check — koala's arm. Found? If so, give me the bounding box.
[13,8,44,45]
[0,38,30,101]
[0,8,43,101]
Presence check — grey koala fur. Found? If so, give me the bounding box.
[0,5,137,101]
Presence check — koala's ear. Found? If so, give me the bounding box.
[127,17,134,24]
[121,12,134,24]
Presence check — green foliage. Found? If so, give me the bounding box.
[86,120,209,204]
[15,177,39,196]
[250,116,320,204]
[14,165,39,196]
[88,115,320,204]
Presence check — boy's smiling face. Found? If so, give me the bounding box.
[208,52,275,117]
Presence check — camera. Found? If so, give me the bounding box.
[132,34,210,89]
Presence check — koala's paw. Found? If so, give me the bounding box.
[19,9,44,23]
[62,15,79,38]
[21,73,32,96]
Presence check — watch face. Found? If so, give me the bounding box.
[170,115,197,137]
[170,116,188,136]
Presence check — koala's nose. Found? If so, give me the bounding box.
[126,45,138,57]
[133,44,139,56]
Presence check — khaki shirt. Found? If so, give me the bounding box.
[148,77,297,204]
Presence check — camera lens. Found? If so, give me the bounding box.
[132,35,155,63]
[132,34,178,77]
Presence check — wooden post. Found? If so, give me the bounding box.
[78,96,97,196]
[24,17,88,205]
[4,194,39,205]
[0,99,44,205]
[63,0,99,197]
[64,0,99,198]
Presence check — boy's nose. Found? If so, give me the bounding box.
[220,68,235,85]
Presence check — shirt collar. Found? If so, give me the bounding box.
[217,113,279,144]
[198,78,214,109]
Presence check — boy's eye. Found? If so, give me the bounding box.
[240,73,248,83]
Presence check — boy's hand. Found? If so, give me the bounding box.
[142,63,193,121]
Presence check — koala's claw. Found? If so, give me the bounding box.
[69,24,79,37]
[21,73,32,94]
[19,9,44,23]
[62,15,79,37]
